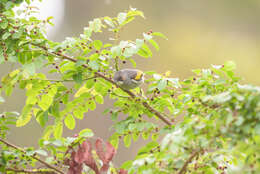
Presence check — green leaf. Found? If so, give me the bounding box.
[34,149,48,156]
[2,32,11,40]
[36,111,48,127]
[148,39,159,51]
[110,134,119,149]
[90,18,102,32]
[137,44,152,58]
[79,128,94,138]
[117,12,127,25]
[54,122,63,138]
[104,17,115,28]
[64,114,75,130]
[73,108,84,120]
[157,79,167,90]
[142,131,149,140]
[132,132,139,142]
[5,85,13,96]
[95,95,104,104]
[73,72,83,84]
[151,133,159,141]
[87,100,96,111]
[89,60,99,70]
[0,20,8,29]
[84,27,92,38]
[223,61,236,71]
[42,126,54,140]
[152,32,168,40]
[16,105,33,127]
[38,95,53,111]
[86,79,95,89]
[124,134,132,148]
[255,124,260,135]
[93,40,103,50]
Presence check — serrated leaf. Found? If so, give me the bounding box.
[124,134,131,148]
[64,114,75,130]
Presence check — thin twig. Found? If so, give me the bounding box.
[5,168,56,174]
[177,149,201,174]
[32,43,172,126]
[0,138,64,174]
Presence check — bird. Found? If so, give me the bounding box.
[113,69,144,90]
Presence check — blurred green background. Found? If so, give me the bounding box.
[1,0,260,166]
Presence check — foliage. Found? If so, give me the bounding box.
[0,0,259,174]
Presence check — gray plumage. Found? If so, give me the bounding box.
[113,69,144,90]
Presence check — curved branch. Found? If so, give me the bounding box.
[0,138,64,174]
[33,43,172,126]
[5,168,56,174]
[178,149,201,174]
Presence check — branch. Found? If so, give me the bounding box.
[0,138,64,174]
[177,149,201,174]
[33,43,172,126]
[31,76,96,83]
[5,168,56,174]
